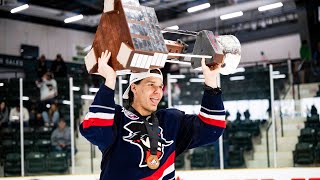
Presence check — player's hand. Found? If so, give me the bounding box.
[97,50,116,89]
[201,58,221,88]
[98,50,115,78]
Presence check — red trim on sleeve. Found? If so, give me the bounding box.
[141,151,176,180]
[82,118,114,129]
[198,114,226,128]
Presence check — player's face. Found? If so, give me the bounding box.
[131,77,163,116]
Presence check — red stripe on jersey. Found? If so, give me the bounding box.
[198,114,226,128]
[83,118,114,129]
[141,151,176,180]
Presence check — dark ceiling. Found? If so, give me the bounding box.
[18,0,104,15]
[13,0,237,21]
[0,0,255,33]
[1,0,318,44]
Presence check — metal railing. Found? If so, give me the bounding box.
[266,121,273,167]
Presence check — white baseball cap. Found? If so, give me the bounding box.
[123,69,163,99]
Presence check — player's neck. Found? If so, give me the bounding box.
[131,103,152,117]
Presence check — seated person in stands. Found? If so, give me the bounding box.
[9,104,29,128]
[35,113,45,127]
[36,72,58,110]
[234,111,242,124]
[30,112,45,128]
[51,118,71,152]
[0,101,9,128]
[29,103,40,127]
[310,105,318,116]
[243,109,251,123]
[42,102,60,127]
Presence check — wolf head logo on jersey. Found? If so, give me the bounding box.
[123,121,173,168]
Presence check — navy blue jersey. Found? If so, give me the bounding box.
[80,84,226,180]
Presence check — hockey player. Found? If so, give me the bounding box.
[80,50,226,180]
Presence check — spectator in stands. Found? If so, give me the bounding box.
[42,102,60,127]
[243,109,251,122]
[28,103,37,120]
[310,105,318,116]
[312,41,320,75]
[36,72,58,108]
[31,112,45,128]
[36,54,48,79]
[234,111,242,124]
[50,54,67,78]
[29,104,44,127]
[28,103,37,124]
[236,111,241,119]
[51,118,71,152]
[226,111,230,120]
[9,104,29,128]
[299,40,312,83]
[0,101,9,128]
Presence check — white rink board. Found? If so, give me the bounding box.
[1,168,320,180]
[176,168,320,180]
[0,175,99,180]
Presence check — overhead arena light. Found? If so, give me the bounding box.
[272,71,280,75]
[220,11,243,20]
[22,96,29,101]
[89,88,99,93]
[170,75,186,79]
[64,14,84,23]
[81,95,95,100]
[187,3,210,13]
[234,67,246,73]
[72,86,80,91]
[258,2,283,12]
[230,76,245,81]
[273,74,286,79]
[169,79,178,83]
[10,4,29,14]
[189,78,205,83]
[0,83,4,87]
